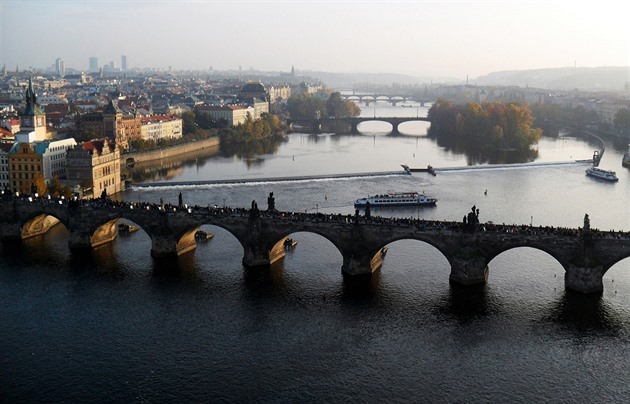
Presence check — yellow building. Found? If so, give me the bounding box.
[65,138,122,197]
[8,142,43,195]
[8,138,78,195]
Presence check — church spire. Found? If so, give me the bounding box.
[24,76,44,116]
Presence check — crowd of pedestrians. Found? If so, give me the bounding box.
[2,188,629,240]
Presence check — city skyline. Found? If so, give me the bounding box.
[1,0,629,80]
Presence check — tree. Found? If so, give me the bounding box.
[181,111,198,136]
[32,173,47,196]
[428,100,541,152]
[614,108,630,131]
[47,176,73,198]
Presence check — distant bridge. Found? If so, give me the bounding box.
[287,116,431,135]
[340,93,433,106]
[1,195,628,294]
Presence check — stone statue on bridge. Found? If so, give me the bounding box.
[584,213,590,233]
[250,200,260,218]
[464,205,480,232]
[267,192,275,211]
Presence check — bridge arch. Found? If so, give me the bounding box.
[18,210,68,241]
[270,228,344,261]
[275,230,344,274]
[355,119,394,134]
[485,242,567,271]
[377,237,451,276]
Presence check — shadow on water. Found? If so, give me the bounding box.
[541,290,627,333]
[340,272,383,304]
[241,261,291,299]
[433,282,494,322]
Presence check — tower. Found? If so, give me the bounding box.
[89,57,98,73]
[121,55,127,71]
[16,77,48,142]
[55,58,65,77]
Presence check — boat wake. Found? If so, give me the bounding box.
[435,160,591,173]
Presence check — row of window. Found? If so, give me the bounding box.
[11,164,41,172]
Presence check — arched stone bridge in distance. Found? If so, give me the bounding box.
[2,196,630,295]
[287,116,431,135]
[339,94,433,106]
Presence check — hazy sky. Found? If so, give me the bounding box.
[1,0,628,79]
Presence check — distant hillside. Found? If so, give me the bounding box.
[300,70,456,90]
[473,66,630,91]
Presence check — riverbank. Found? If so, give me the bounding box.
[122,136,220,165]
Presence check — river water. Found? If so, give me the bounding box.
[2,102,630,402]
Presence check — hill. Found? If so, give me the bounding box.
[473,66,630,91]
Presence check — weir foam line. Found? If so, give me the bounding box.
[130,160,592,189]
[431,159,592,173]
[129,170,409,188]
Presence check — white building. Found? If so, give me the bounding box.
[197,105,255,126]
[140,115,183,141]
[41,138,77,181]
[0,142,12,191]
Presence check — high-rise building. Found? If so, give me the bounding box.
[89,57,98,73]
[121,55,127,71]
[55,58,65,76]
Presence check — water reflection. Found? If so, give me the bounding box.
[219,136,287,163]
[340,272,383,304]
[434,283,493,322]
[542,291,627,334]
[431,134,541,165]
[123,143,221,183]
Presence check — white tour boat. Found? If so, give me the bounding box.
[585,166,618,182]
[354,192,437,207]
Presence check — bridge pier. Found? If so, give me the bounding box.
[68,219,119,250]
[0,222,24,242]
[341,253,374,276]
[150,233,197,258]
[564,264,604,294]
[449,256,488,286]
[391,123,400,136]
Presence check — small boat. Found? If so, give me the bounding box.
[427,165,437,176]
[118,223,139,235]
[195,230,214,241]
[623,144,630,168]
[284,237,298,248]
[354,192,437,207]
[586,166,618,182]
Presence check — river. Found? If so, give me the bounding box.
[2,101,630,402]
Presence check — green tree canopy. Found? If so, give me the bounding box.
[614,108,630,130]
[287,92,360,119]
[428,100,541,152]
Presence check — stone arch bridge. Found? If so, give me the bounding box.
[288,116,431,135]
[1,196,628,295]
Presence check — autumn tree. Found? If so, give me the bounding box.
[614,108,630,131]
[31,173,47,196]
[428,100,541,152]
